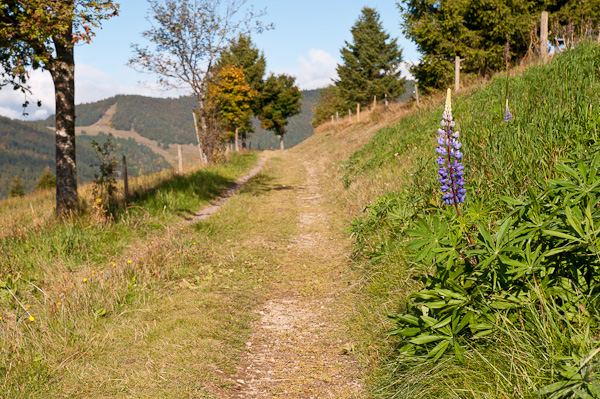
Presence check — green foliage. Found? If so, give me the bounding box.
[399,0,600,92]
[260,74,302,138]
[111,95,198,145]
[36,166,55,190]
[311,85,348,127]
[336,7,406,106]
[8,177,24,198]
[249,89,318,150]
[348,42,600,396]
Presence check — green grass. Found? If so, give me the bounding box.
[346,41,600,398]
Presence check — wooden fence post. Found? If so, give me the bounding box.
[336,111,339,123]
[415,84,420,108]
[540,11,549,62]
[373,95,377,110]
[177,145,183,174]
[385,93,389,111]
[357,103,360,122]
[331,115,334,124]
[122,155,129,204]
[455,56,461,92]
[348,109,351,122]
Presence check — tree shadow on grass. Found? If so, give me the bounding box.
[240,173,296,197]
[127,169,235,218]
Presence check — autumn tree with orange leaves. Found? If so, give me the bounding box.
[0,1,119,214]
[210,65,256,152]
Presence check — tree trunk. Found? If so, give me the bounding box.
[50,27,77,215]
[197,95,212,162]
[235,126,239,152]
[192,110,206,164]
[279,134,284,150]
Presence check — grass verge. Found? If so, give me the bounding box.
[0,152,274,397]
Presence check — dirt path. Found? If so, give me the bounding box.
[227,151,363,398]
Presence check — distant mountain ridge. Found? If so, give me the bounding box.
[41,90,318,149]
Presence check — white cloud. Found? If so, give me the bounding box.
[0,64,191,120]
[0,69,55,120]
[275,49,338,90]
[274,50,416,91]
[399,61,415,81]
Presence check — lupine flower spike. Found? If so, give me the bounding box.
[436,89,466,207]
[504,99,513,123]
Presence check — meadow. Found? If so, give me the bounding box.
[0,152,261,396]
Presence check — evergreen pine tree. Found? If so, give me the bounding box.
[335,7,406,106]
[8,177,25,198]
[399,0,600,92]
[36,166,57,190]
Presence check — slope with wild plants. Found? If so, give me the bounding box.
[346,41,600,397]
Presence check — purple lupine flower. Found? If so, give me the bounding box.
[436,89,466,205]
[504,99,513,123]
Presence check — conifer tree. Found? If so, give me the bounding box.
[8,177,25,198]
[398,0,600,92]
[37,166,56,190]
[335,7,406,106]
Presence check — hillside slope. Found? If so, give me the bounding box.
[339,42,600,397]
[40,90,318,148]
[0,116,170,198]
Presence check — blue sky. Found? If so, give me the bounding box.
[0,0,418,120]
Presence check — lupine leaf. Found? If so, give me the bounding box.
[410,335,447,345]
[537,381,572,395]
[542,229,583,242]
[429,339,450,361]
[453,339,465,363]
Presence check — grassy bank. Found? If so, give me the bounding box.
[345,42,600,397]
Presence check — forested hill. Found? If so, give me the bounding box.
[0,116,170,198]
[39,89,318,149]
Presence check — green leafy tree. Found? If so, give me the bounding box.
[37,166,56,190]
[260,74,302,150]
[0,0,119,214]
[210,65,256,151]
[398,0,600,92]
[335,7,406,107]
[8,177,25,198]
